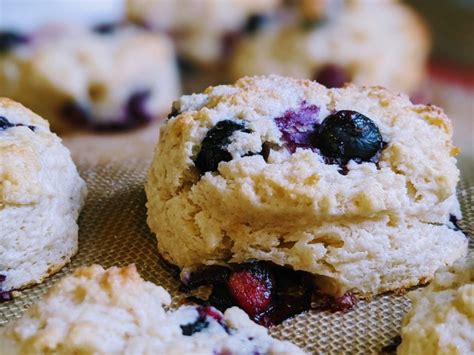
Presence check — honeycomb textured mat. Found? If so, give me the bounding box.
[1,157,473,354]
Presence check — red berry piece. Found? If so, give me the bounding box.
[314,64,350,88]
[227,263,274,317]
[198,305,223,322]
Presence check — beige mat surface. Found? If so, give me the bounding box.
[1,156,472,354]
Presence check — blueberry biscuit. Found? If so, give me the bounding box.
[0,264,304,354]
[146,76,467,311]
[0,26,180,133]
[127,0,279,66]
[231,0,429,93]
[398,257,474,355]
[0,98,87,292]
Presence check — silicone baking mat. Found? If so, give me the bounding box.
[1,157,473,354]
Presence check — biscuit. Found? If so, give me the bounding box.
[398,257,474,355]
[231,0,430,94]
[127,0,279,65]
[0,98,87,292]
[0,264,304,354]
[0,25,180,133]
[145,75,467,298]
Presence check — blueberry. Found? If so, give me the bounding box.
[180,306,226,336]
[243,14,270,34]
[381,336,402,354]
[181,265,231,290]
[195,120,247,174]
[0,31,29,53]
[123,89,152,126]
[167,106,180,119]
[60,90,152,131]
[92,23,120,35]
[300,18,326,31]
[274,103,320,152]
[315,110,384,164]
[0,116,14,130]
[180,317,209,336]
[60,102,91,126]
[0,274,12,302]
[176,55,197,74]
[0,116,35,131]
[314,64,350,88]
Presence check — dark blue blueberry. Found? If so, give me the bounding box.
[0,274,12,302]
[314,110,384,165]
[0,116,35,131]
[0,31,29,53]
[274,102,321,153]
[181,265,231,291]
[180,306,225,336]
[195,120,248,174]
[448,214,467,236]
[177,55,197,74]
[167,106,180,119]
[243,14,270,34]
[125,90,153,126]
[92,23,121,35]
[60,90,152,131]
[60,102,91,126]
[0,116,15,129]
[381,336,402,354]
[180,318,209,336]
[449,214,461,231]
[314,64,351,88]
[300,17,326,31]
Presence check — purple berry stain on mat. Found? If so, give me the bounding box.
[182,262,357,327]
[274,102,321,153]
[0,274,13,302]
[314,64,351,88]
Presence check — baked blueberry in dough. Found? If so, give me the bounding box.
[398,257,474,355]
[0,264,304,354]
[146,75,467,306]
[0,98,87,292]
[231,0,430,94]
[0,26,180,133]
